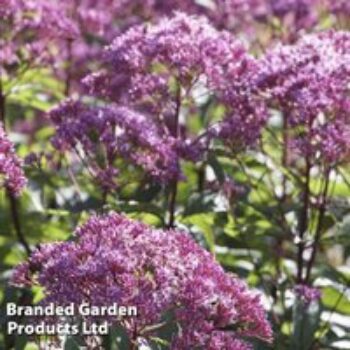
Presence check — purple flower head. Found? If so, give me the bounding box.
[86,12,250,103]
[51,13,266,189]
[83,12,265,154]
[12,212,272,348]
[0,124,27,196]
[49,100,199,185]
[294,284,321,305]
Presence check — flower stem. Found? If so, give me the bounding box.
[305,168,331,283]
[167,82,181,228]
[296,156,311,283]
[8,190,31,255]
[64,39,73,96]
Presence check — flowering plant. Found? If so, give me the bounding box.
[1,1,349,350]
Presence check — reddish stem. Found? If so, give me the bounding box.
[305,168,331,283]
[167,83,181,228]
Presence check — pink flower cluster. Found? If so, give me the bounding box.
[48,15,350,184]
[256,30,350,164]
[0,124,26,196]
[0,0,327,91]
[86,12,251,106]
[50,100,199,188]
[51,13,266,186]
[12,212,272,349]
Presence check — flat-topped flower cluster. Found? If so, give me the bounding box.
[12,213,272,349]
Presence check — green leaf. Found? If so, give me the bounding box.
[182,213,215,252]
[322,286,350,315]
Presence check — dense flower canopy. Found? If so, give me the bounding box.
[0,0,327,89]
[12,212,272,349]
[0,0,77,68]
[3,1,350,349]
[86,12,252,104]
[0,124,26,196]
[51,13,267,188]
[85,12,266,147]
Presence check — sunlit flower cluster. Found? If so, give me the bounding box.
[12,213,272,349]
[5,1,350,348]
[294,284,321,305]
[52,13,266,187]
[256,30,350,164]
